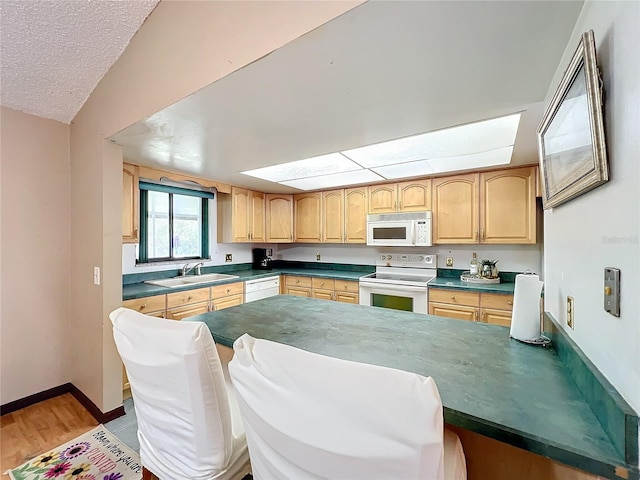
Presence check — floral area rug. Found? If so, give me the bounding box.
[7,425,141,480]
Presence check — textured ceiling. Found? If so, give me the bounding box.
[0,0,158,124]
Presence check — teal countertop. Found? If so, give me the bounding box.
[189,296,634,480]
[428,277,516,294]
[122,268,368,300]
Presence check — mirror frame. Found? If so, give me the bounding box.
[537,30,608,210]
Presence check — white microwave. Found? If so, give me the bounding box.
[366,211,432,247]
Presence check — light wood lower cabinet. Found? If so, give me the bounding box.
[211,282,244,311]
[285,276,359,303]
[428,288,513,326]
[166,287,211,320]
[284,275,312,297]
[122,294,166,317]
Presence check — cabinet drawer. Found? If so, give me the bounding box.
[481,308,512,327]
[429,302,478,322]
[211,282,244,298]
[336,291,359,304]
[123,294,166,314]
[312,289,334,301]
[429,288,480,307]
[167,287,210,309]
[167,302,210,321]
[286,286,311,297]
[312,277,335,290]
[481,293,514,311]
[285,276,312,288]
[334,279,359,293]
[212,294,243,311]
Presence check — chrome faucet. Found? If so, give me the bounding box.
[181,262,204,276]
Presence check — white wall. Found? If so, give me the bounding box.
[67,0,362,412]
[543,2,639,413]
[0,108,71,404]
[277,243,542,274]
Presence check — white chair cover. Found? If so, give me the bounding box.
[109,307,248,480]
[229,333,461,480]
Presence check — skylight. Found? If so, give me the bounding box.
[241,113,521,190]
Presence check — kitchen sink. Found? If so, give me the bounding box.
[181,273,239,283]
[144,273,239,288]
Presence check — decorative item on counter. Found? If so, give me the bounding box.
[469,252,479,276]
[460,258,500,284]
[480,259,499,278]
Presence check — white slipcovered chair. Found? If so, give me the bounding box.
[109,307,250,480]
[229,333,467,480]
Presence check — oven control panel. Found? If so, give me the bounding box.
[377,254,437,268]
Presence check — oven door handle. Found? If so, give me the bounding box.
[359,283,427,293]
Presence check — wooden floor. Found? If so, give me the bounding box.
[1,393,98,478]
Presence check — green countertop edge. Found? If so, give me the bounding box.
[123,262,521,300]
[544,312,639,470]
[190,296,636,480]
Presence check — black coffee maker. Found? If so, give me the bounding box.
[252,248,273,270]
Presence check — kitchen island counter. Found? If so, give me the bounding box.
[190,295,636,480]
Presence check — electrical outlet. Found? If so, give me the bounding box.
[225,254,232,262]
[316,252,321,261]
[567,296,574,329]
[446,257,454,267]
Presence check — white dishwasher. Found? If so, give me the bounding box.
[245,276,280,303]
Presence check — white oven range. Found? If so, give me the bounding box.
[359,253,437,314]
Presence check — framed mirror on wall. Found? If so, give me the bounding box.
[537,30,609,209]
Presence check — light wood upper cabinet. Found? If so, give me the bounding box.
[122,164,139,243]
[480,167,536,244]
[266,194,293,243]
[218,187,265,243]
[294,193,322,243]
[368,183,398,213]
[433,168,536,245]
[368,180,431,214]
[322,189,344,243]
[250,190,266,242]
[398,179,431,212]
[344,187,368,243]
[432,173,479,244]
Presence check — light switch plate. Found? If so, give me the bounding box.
[604,267,620,317]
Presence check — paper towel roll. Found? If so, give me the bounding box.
[510,274,544,342]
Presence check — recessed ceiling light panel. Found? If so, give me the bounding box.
[371,159,436,179]
[280,169,384,191]
[342,113,521,168]
[428,146,514,173]
[242,152,359,182]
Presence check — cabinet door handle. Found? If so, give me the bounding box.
[481,311,486,323]
[507,301,513,305]
[226,288,231,293]
[296,279,300,284]
[450,296,455,300]
[474,311,478,322]
[475,229,479,241]
[481,229,485,241]
[320,282,325,286]
[140,304,146,310]
[187,296,193,301]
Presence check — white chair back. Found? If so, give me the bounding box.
[109,307,247,480]
[229,333,447,480]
